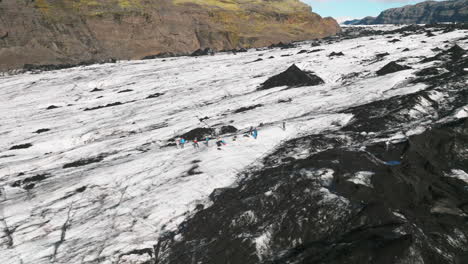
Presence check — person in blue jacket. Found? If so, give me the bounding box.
[252,128,258,139]
[180,137,186,148]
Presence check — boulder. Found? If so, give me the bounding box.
[328,51,344,57]
[179,127,214,141]
[258,64,324,90]
[376,61,411,76]
[220,125,238,134]
[191,48,215,57]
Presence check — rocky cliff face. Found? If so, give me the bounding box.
[344,0,467,25]
[0,0,340,71]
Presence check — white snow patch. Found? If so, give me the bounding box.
[405,126,427,137]
[454,106,468,119]
[255,230,272,261]
[428,90,444,102]
[444,169,468,183]
[392,211,407,220]
[298,168,334,187]
[386,132,407,145]
[317,188,349,205]
[347,171,374,188]
[318,169,335,187]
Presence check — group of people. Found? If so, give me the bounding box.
[174,127,259,151]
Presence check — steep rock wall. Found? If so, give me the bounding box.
[0,0,340,71]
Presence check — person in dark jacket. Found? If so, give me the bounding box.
[216,137,226,148]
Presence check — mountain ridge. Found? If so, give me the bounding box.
[343,0,467,25]
[0,0,340,71]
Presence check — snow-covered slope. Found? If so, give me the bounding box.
[0,25,467,264]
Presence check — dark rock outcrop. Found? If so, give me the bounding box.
[258,64,324,90]
[269,42,296,49]
[142,52,178,60]
[179,127,214,141]
[11,173,49,190]
[422,44,466,63]
[376,61,411,76]
[220,125,238,134]
[46,105,60,110]
[9,143,33,150]
[146,93,164,99]
[118,89,133,93]
[415,67,440,77]
[34,128,50,134]
[23,59,116,73]
[84,102,124,111]
[328,51,344,57]
[90,88,103,92]
[376,52,389,57]
[76,186,87,193]
[63,156,105,169]
[233,104,264,114]
[191,48,215,57]
[248,58,263,63]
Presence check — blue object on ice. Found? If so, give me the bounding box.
[252,129,258,139]
[385,161,401,166]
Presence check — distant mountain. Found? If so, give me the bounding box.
[0,0,340,72]
[343,0,467,25]
[342,19,361,25]
[342,17,377,25]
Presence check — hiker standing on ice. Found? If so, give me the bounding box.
[216,137,226,149]
[193,138,200,149]
[175,137,181,149]
[180,137,186,149]
[204,136,210,146]
[252,128,258,139]
[282,122,286,131]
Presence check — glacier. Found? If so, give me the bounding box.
[0,25,467,263]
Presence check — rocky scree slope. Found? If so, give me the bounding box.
[0,0,339,72]
[344,0,467,25]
